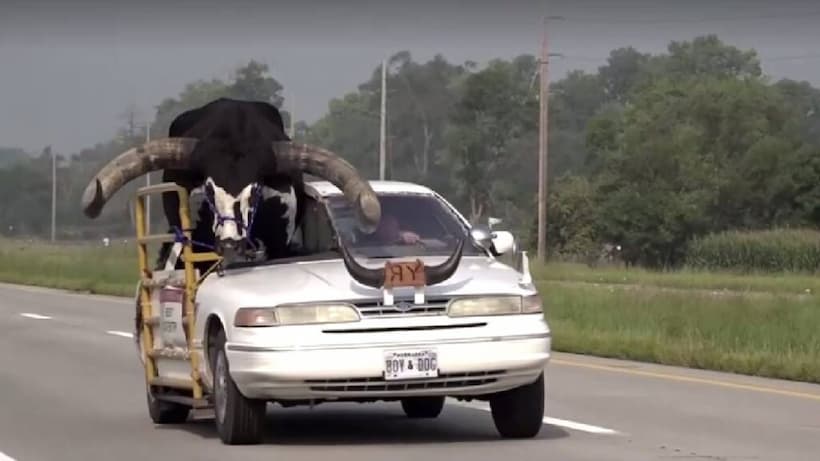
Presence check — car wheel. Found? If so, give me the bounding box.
[489,372,545,438]
[210,328,266,445]
[401,396,445,418]
[146,386,190,424]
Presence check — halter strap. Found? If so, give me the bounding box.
[200,184,265,250]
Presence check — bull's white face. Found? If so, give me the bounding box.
[197,177,297,247]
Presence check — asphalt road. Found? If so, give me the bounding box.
[1,282,819,461]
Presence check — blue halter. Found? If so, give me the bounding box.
[171,183,265,252]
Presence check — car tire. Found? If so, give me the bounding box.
[146,386,190,424]
[401,396,445,418]
[489,372,544,439]
[210,328,266,445]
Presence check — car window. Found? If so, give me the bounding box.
[324,193,483,259]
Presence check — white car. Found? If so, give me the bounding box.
[142,180,551,445]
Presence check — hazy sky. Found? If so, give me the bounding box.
[2,0,820,155]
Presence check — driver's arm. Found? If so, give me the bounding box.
[398,230,421,244]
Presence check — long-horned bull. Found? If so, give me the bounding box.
[80,98,463,287]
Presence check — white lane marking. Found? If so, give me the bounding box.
[20,312,52,320]
[449,400,620,435]
[541,416,619,435]
[106,330,134,339]
[0,450,17,461]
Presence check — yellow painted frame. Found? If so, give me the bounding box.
[133,182,222,401]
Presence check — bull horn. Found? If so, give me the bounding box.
[272,141,380,233]
[338,239,384,289]
[424,237,466,286]
[338,237,467,289]
[81,138,198,219]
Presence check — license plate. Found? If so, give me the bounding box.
[383,349,439,381]
[383,260,426,288]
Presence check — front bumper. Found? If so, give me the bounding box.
[224,332,551,400]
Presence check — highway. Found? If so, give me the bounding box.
[1,282,818,461]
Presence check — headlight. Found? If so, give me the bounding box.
[234,303,360,327]
[447,296,522,317]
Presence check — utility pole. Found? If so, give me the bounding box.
[289,94,296,140]
[536,14,563,263]
[379,59,387,180]
[537,16,549,263]
[49,146,56,242]
[145,119,151,234]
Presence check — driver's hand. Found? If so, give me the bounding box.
[399,231,421,244]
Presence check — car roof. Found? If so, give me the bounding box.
[306,180,436,198]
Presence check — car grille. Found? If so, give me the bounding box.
[305,370,506,393]
[353,297,451,318]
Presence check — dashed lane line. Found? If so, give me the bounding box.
[541,416,620,435]
[449,399,621,435]
[19,313,52,320]
[106,330,134,339]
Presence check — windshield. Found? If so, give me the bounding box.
[325,193,484,259]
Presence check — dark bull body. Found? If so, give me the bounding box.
[156,98,307,269]
[80,97,465,287]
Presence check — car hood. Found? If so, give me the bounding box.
[196,255,532,307]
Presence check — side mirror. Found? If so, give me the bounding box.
[491,231,515,255]
[470,225,516,256]
[470,225,494,251]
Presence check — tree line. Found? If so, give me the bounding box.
[1,35,818,268]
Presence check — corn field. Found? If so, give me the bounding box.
[685,229,820,274]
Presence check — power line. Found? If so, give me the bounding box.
[548,53,820,64]
[557,11,820,25]
[565,4,820,12]
[761,53,820,62]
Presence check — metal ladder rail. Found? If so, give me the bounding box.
[133,183,222,403]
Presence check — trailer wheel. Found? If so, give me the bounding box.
[489,372,545,439]
[146,386,190,424]
[210,328,266,445]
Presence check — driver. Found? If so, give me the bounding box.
[363,213,421,245]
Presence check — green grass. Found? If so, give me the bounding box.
[532,261,820,295]
[0,238,136,296]
[541,282,820,383]
[2,238,819,383]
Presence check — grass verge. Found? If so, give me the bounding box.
[0,239,136,296]
[541,282,820,383]
[532,261,820,295]
[1,239,818,383]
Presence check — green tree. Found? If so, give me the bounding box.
[444,56,538,222]
[0,147,29,169]
[585,73,816,267]
[660,34,762,80]
[150,60,289,137]
[597,46,652,103]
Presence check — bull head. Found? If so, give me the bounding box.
[80,139,382,253]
